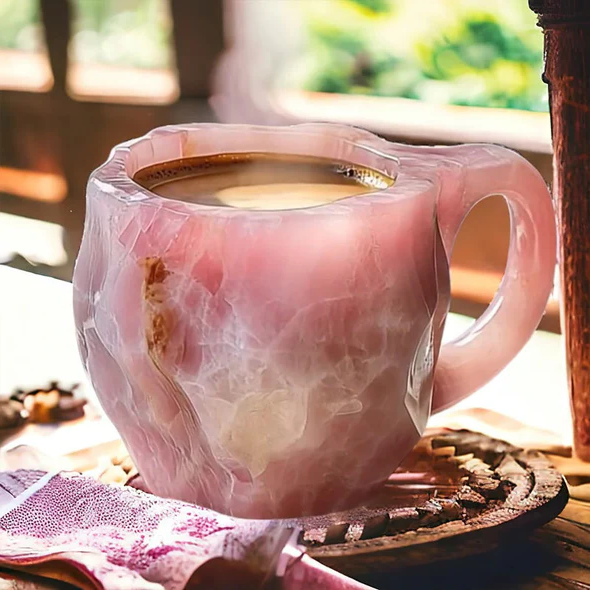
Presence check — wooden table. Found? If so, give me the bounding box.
[0,265,586,590]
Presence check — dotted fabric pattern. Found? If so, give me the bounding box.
[0,470,45,498]
[0,470,293,590]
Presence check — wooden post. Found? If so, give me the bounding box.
[39,0,70,94]
[170,0,225,98]
[529,1,590,459]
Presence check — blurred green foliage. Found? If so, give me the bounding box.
[0,0,41,52]
[0,0,546,111]
[0,0,171,69]
[346,0,392,15]
[71,0,171,69]
[297,0,547,111]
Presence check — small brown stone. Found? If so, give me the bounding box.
[13,383,87,424]
[0,398,27,429]
[99,465,128,486]
[431,446,456,458]
[24,389,60,423]
[120,456,135,473]
[53,396,87,421]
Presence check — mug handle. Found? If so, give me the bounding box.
[432,144,556,413]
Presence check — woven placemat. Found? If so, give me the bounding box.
[294,429,567,576]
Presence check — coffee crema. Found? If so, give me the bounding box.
[133,153,393,210]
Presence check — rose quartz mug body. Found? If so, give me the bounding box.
[73,123,556,519]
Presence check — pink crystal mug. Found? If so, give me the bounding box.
[73,123,556,519]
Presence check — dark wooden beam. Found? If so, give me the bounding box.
[170,0,224,98]
[529,0,590,459]
[40,0,70,93]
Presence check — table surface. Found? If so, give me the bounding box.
[0,265,586,590]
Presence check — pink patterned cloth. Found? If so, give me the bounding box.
[0,470,292,589]
[0,470,373,590]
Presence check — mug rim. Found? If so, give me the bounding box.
[89,123,436,217]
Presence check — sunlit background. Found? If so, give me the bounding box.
[1,0,545,108]
[288,0,546,111]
